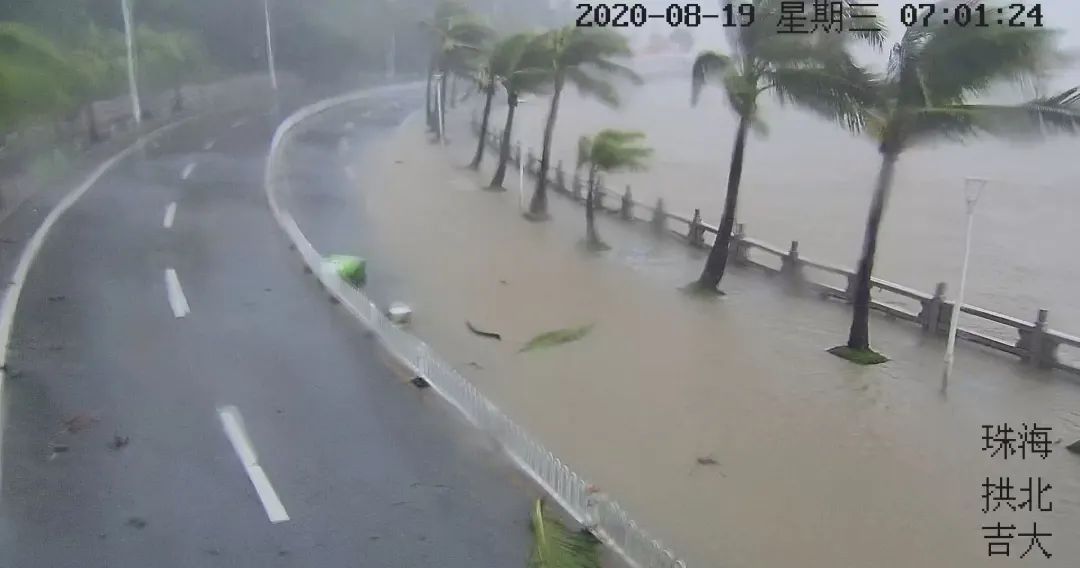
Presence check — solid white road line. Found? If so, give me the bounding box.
[218,405,290,524]
[163,202,177,229]
[203,139,216,151]
[164,268,190,318]
[0,117,194,496]
[181,162,196,180]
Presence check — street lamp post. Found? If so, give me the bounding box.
[264,0,278,91]
[942,177,989,394]
[434,73,445,143]
[120,0,141,126]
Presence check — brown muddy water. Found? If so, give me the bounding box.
[349,106,1080,568]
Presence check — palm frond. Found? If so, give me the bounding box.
[590,129,652,172]
[906,87,1080,146]
[918,22,1061,104]
[765,66,875,133]
[565,67,619,107]
[583,58,642,86]
[528,499,601,568]
[690,50,732,106]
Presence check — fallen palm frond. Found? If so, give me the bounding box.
[519,324,594,353]
[529,499,600,568]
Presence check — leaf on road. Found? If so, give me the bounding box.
[529,498,600,568]
[466,321,502,341]
[519,325,594,353]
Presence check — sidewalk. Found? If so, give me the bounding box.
[351,109,1080,567]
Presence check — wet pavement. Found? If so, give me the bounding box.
[311,102,1080,568]
[0,92,534,567]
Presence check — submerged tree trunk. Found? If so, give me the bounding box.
[585,166,605,249]
[425,57,436,131]
[696,114,751,292]
[471,80,496,170]
[846,150,899,351]
[438,72,448,141]
[489,95,517,189]
[84,101,102,144]
[529,73,564,220]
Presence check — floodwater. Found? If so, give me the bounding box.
[509,71,1080,346]
[349,104,1080,568]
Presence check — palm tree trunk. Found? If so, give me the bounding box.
[438,72,449,141]
[696,114,751,291]
[470,80,496,170]
[846,150,899,350]
[489,96,517,189]
[585,166,602,248]
[529,72,564,220]
[84,101,102,144]
[425,57,436,131]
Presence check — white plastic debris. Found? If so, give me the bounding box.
[387,302,412,325]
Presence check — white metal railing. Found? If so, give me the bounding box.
[266,88,688,568]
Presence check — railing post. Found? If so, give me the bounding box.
[620,185,634,220]
[730,223,750,265]
[687,208,705,248]
[1017,309,1060,369]
[555,161,566,193]
[651,198,667,235]
[780,240,806,286]
[919,282,947,334]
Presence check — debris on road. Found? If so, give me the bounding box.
[125,517,147,529]
[62,414,98,434]
[520,324,594,353]
[410,376,430,389]
[47,295,66,302]
[466,321,501,341]
[324,254,367,287]
[696,456,718,466]
[110,435,130,450]
[388,302,412,324]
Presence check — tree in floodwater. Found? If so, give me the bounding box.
[422,1,491,140]
[523,26,640,220]
[576,130,651,251]
[488,33,548,190]
[690,0,884,295]
[469,32,540,171]
[836,1,1080,363]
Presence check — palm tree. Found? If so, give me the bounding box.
[576,129,651,250]
[834,1,1080,363]
[423,1,491,140]
[488,33,548,190]
[470,32,538,171]
[689,0,884,295]
[523,26,641,220]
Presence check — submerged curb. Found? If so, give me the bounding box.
[264,86,688,568]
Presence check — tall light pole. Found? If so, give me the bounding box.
[941,177,988,394]
[121,0,141,126]
[517,98,532,212]
[263,0,278,91]
[434,73,445,143]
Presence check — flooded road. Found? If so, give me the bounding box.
[507,72,1080,346]
[340,106,1080,568]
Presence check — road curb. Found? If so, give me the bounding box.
[264,86,686,568]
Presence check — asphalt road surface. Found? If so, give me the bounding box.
[0,91,533,567]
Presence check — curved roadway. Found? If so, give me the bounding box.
[0,90,532,567]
